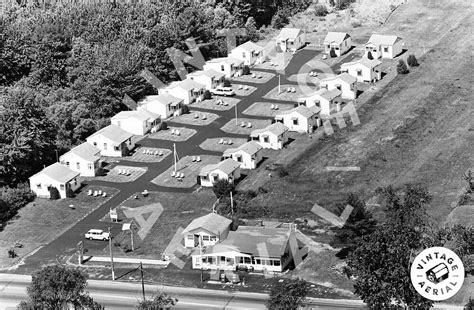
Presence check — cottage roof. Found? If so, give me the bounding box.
[188,69,225,79]
[204,226,291,258]
[112,109,159,122]
[183,213,232,235]
[250,122,289,138]
[223,141,263,157]
[234,41,264,53]
[199,158,240,176]
[31,163,79,183]
[206,56,243,66]
[168,79,205,91]
[139,94,183,106]
[341,58,382,69]
[277,28,303,41]
[87,124,134,143]
[61,142,101,162]
[366,34,402,47]
[324,32,351,44]
[275,105,320,119]
[320,73,357,85]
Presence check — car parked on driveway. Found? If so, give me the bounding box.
[85,229,110,241]
[210,86,235,96]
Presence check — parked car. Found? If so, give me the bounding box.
[210,86,235,96]
[85,229,110,241]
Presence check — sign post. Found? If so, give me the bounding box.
[77,241,84,265]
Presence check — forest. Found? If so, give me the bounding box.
[0,0,309,187]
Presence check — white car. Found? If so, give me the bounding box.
[85,229,110,241]
[211,86,235,96]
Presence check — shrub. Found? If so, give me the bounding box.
[258,187,268,194]
[181,104,190,114]
[329,49,337,58]
[65,187,75,198]
[122,145,130,156]
[396,59,409,74]
[242,65,251,75]
[1,183,36,212]
[213,179,234,199]
[367,51,374,60]
[49,187,60,200]
[159,121,168,130]
[8,248,17,258]
[203,90,212,100]
[458,189,472,206]
[277,167,289,177]
[407,54,419,67]
[351,20,362,28]
[314,4,328,16]
[223,79,231,87]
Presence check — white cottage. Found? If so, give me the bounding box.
[340,58,382,83]
[191,226,297,273]
[86,124,134,157]
[223,141,263,170]
[275,105,321,133]
[182,213,232,248]
[229,41,264,66]
[203,56,244,79]
[159,79,205,104]
[298,88,342,116]
[29,163,81,199]
[137,94,183,119]
[319,73,358,100]
[187,69,225,90]
[59,142,101,177]
[250,123,289,150]
[111,109,160,136]
[276,28,305,52]
[199,159,241,187]
[365,34,403,59]
[323,32,352,57]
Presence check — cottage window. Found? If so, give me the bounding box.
[36,184,42,189]
[60,184,65,191]
[273,260,281,266]
[263,136,269,143]
[114,146,120,151]
[255,258,261,264]
[65,161,70,167]
[117,121,121,127]
[103,143,107,150]
[220,65,225,72]
[202,236,209,241]
[242,52,245,58]
[384,47,389,53]
[93,142,97,147]
[76,162,80,170]
[292,118,298,125]
[356,69,362,76]
[327,45,330,49]
[201,175,208,180]
[88,163,93,170]
[236,156,242,162]
[210,236,217,242]
[244,257,251,264]
[238,257,244,264]
[336,84,342,90]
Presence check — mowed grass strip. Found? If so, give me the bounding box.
[191,97,240,111]
[0,186,119,268]
[148,127,196,142]
[199,137,248,153]
[242,102,295,117]
[170,111,219,126]
[220,118,271,135]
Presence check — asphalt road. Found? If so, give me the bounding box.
[13,48,322,274]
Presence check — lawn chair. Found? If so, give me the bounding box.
[219,139,224,144]
[126,170,131,176]
[244,85,249,90]
[88,189,93,196]
[258,75,262,79]
[271,104,275,110]
[202,114,207,120]
[93,191,98,197]
[275,105,279,110]
[196,156,201,162]
[118,169,122,175]
[154,150,159,156]
[176,130,181,136]
[195,113,200,118]
[241,122,246,127]
[292,87,296,93]
[309,71,314,77]
[247,123,252,128]
[142,149,147,154]
[192,156,196,162]
[145,149,150,155]
[180,172,184,178]
[251,73,256,78]
[102,192,107,197]
[159,150,163,156]
[98,190,102,195]
[171,170,176,177]
[238,85,243,90]
[227,140,233,145]
[287,88,291,92]
[223,102,229,106]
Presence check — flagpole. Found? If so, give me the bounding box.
[235,103,238,125]
[173,143,177,174]
[278,75,281,95]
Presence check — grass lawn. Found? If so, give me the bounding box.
[148,127,196,142]
[102,147,171,163]
[242,102,295,118]
[170,111,219,126]
[0,186,119,269]
[151,155,221,188]
[233,85,257,97]
[191,97,240,111]
[199,137,248,153]
[91,166,147,183]
[263,84,311,101]
[220,118,272,135]
[231,71,275,84]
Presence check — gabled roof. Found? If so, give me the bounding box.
[188,69,225,80]
[324,32,351,44]
[250,122,289,137]
[206,56,243,66]
[87,124,134,143]
[31,163,79,183]
[223,141,263,157]
[341,58,382,69]
[301,88,342,101]
[168,79,206,91]
[61,142,101,162]
[366,34,402,46]
[234,41,264,53]
[183,213,232,235]
[203,226,291,258]
[139,94,183,106]
[277,28,303,41]
[320,73,357,85]
[276,105,320,119]
[199,158,240,176]
[112,109,159,122]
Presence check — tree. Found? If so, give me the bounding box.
[397,59,409,74]
[245,17,259,42]
[462,170,474,190]
[345,184,434,309]
[465,297,474,310]
[223,79,231,87]
[65,187,75,198]
[433,225,474,271]
[137,291,178,309]
[213,179,235,199]
[329,49,337,58]
[203,90,212,100]
[21,265,102,309]
[0,184,36,226]
[407,54,419,67]
[49,187,60,200]
[181,104,190,114]
[270,11,289,29]
[242,65,251,75]
[0,199,9,225]
[266,278,310,310]
[331,193,377,258]
[314,4,328,17]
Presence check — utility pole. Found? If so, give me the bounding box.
[130,220,134,252]
[278,75,281,95]
[199,236,203,283]
[234,103,238,125]
[139,262,145,301]
[230,191,234,215]
[108,227,115,281]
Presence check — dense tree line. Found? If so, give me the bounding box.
[0,1,309,187]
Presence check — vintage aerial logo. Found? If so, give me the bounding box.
[410,247,465,301]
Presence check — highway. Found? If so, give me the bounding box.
[0,274,367,310]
